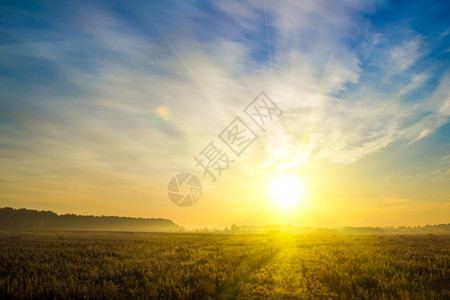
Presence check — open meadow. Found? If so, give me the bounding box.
[0,232,448,299]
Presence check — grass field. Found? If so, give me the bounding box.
[0,232,448,299]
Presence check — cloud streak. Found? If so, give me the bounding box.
[0,0,448,223]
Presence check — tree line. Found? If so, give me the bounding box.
[0,207,181,232]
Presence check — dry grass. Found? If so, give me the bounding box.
[0,232,448,299]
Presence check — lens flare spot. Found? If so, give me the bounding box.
[157,106,171,121]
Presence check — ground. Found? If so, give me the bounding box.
[0,232,448,299]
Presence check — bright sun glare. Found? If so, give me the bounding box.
[270,176,304,208]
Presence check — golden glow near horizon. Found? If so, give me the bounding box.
[0,1,449,229]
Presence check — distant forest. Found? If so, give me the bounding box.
[0,207,181,232]
[1,207,449,234]
[220,223,450,235]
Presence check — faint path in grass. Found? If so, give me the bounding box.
[217,238,281,299]
[219,234,336,299]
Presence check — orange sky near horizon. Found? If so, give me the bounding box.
[0,1,449,228]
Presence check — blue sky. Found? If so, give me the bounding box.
[0,0,449,226]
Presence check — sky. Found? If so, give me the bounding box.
[0,0,449,228]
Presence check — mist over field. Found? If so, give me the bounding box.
[1,207,449,235]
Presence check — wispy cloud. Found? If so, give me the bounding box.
[0,0,448,223]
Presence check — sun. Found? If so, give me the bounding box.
[270,176,304,208]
